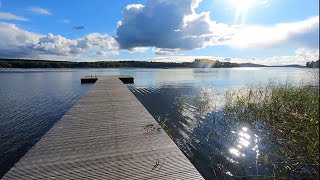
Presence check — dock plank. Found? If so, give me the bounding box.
[2,76,203,180]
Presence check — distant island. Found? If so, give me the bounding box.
[0,58,316,69]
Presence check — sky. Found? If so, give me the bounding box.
[0,0,319,65]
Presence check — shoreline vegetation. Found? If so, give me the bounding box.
[158,79,319,179]
[223,82,319,178]
[0,58,318,69]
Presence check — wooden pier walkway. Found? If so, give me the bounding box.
[2,76,203,180]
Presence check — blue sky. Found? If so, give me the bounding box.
[0,0,318,65]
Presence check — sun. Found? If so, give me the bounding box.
[229,0,256,24]
[231,0,256,12]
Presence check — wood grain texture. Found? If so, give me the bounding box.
[2,76,203,180]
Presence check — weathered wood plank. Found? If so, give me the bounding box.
[2,76,203,180]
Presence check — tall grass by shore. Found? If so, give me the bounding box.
[158,75,319,179]
[154,71,319,179]
[224,82,319,178]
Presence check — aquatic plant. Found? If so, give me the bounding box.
[223,82,319,179]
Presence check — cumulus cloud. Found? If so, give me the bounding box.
[0,12,28,21]
[116,0,215,50]
[33,33,118,56]
[76,33,118,50]
[27,6,52,15]
[0,22,118,59]
[115,0,319,53]
[32,33,78,56]
[0,22,39,57]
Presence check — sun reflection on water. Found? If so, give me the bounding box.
[228,126,260,163]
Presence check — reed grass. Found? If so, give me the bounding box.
[224,82,319,178]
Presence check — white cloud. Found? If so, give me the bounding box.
[129,47,149,53]
[241,49,319,66]
[295,48,319,61]
[0,12,28,21]
[76,33,118,50]
[32,33,77,56]
[125,4,144,11]
[221,16,319,49]
[0,22,39,57]
[33,33,118,56]
[0,22,118,59]
[116,0,215,50]
[144,47,319,65]
[259,0,268,5]
[28,6,52,15]
[153,48,181,55]
[0,0,318,65]
[148,55,212,62]
[116,0,319,54]
[57,19,70,24]
[92,50,119,57]
[69,49,318,65]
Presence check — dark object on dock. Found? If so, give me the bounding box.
[80,77,98,83]
[119,76,134,84]
[81,75,134,84]
[2,76,202,180]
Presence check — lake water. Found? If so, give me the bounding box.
[0,67,318,179]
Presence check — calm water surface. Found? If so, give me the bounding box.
[0,67,317,178]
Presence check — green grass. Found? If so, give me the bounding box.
[156,77,319,178]
[224,82,319,178]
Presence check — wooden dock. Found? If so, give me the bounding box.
[2,76,203,180]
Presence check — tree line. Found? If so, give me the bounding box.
[306,60,319,68]
[0,58,239,69]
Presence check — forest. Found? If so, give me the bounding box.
[0,59,239,68]
[306,60,319,68]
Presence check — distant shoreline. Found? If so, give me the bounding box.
[0,58,309,69]
[0,66,309,69]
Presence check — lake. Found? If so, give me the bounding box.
[0,67,318,179]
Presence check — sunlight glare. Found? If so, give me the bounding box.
[229,148,241,156]
[231,0,256,12]
[229,0,257,24]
